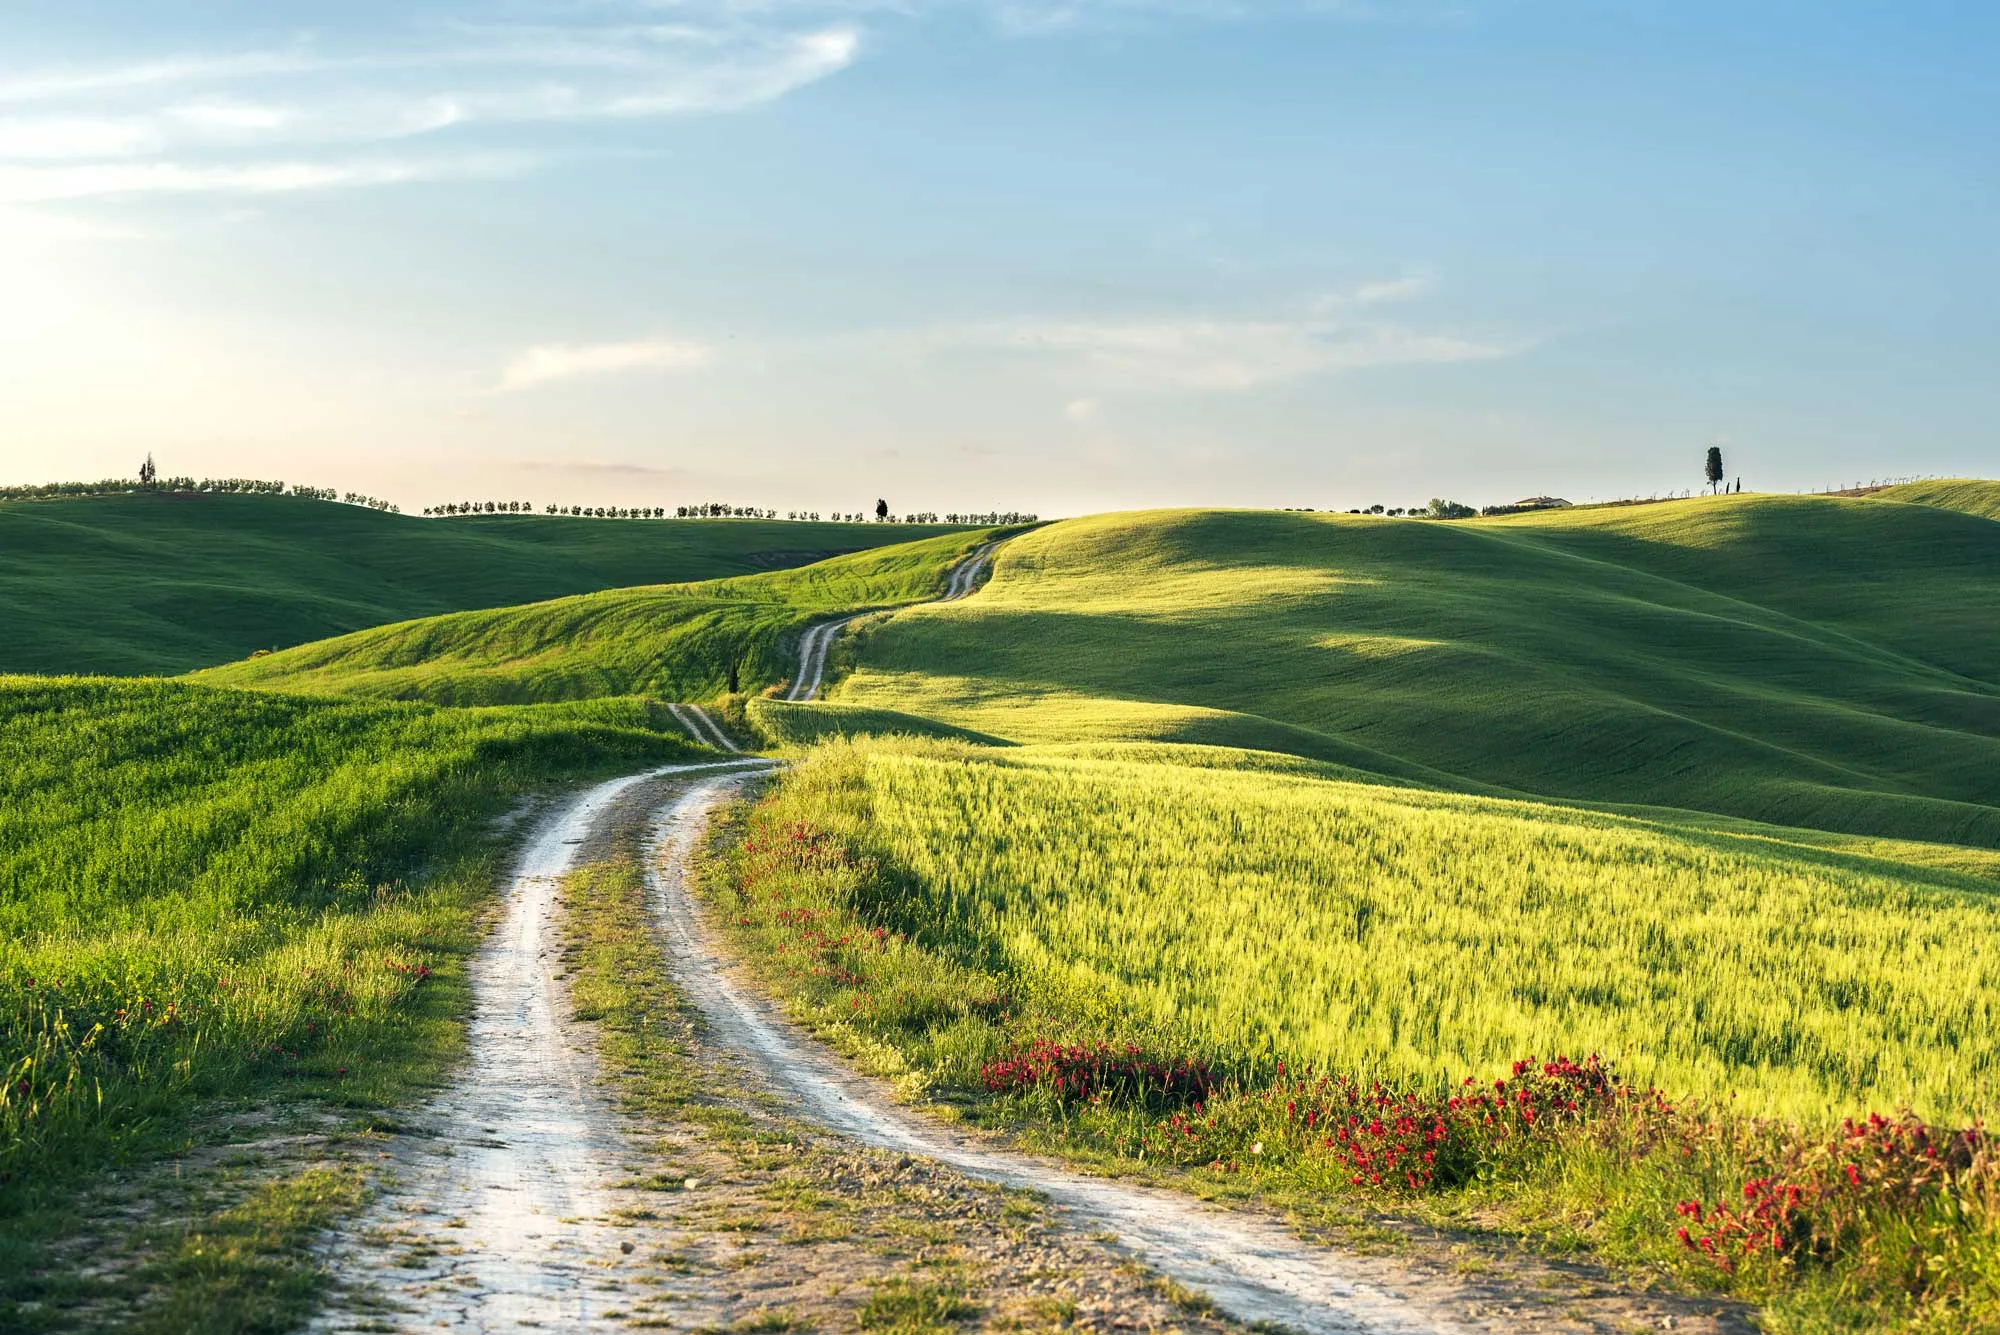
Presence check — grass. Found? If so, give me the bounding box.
[858,1278,979,1332]
[722,739,2000,1124]
[0,491,976,676]
[556,856,726,1131]
[1874,478,2000,522]
[702,736,2000,1332]
[136,1165,366,1335]
[201,528,1011,705]
[11,485,2000,1329]
[826,494,2000,847]
[0,675,699,1322]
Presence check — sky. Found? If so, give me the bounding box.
[0,1,1994,518]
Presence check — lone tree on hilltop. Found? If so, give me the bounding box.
[138,454,156,486]
[875,498,889,521]
[1705,445,1724,495]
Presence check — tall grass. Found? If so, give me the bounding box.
[744,740,2000,1121]
[707,738,2000,1330]
[0,676,694,1197]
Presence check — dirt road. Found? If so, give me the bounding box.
[313,765,1745,1335]
[310,529,1745,1335]
[785,540,1000,703]
[307,763,765,1333]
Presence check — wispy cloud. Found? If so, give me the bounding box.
[920,279,1508,390]
[991,317,1499,389]
[0,3,1458,207]
[0,10,861,204]
[499,339,714,391]
[0,155,519,204]
[983,0,1476,36]
[515,458,696,479]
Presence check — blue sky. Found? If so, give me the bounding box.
[0,1,1993,516]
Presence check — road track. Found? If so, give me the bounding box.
[784,539,1000,703]
[666,701,743,753]
[316,532,1726,1335]
[308,762,769,1333]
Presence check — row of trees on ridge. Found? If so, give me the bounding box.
[0,463,398,512]
[422,500,1036,524]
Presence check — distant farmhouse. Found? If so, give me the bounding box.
[1481,496,1573,517]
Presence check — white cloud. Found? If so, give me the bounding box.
[1344,274,1434,305]
[0,11,862,205]
[0,117,159,161]
[0,3,1451,211]
[1004,318,1498,389]
[926,281,1507,391]
[0,155,520,204]
[499,339,714,391]
[167,100,294,132]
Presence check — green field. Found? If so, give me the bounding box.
[0,676,695,1199]
[1875,477,2000,522]
[824,494,2000,847]
[201,528,1008,705]
[736,740,2000,1122]
[714,737,2000,1332]
[6,480,1999,1330]
[0,492,972,676]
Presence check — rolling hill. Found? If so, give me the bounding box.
[198,529,1007,705]
[823,494,2000,847]
[13,485,2000,1331]
[0,491,972,676]
[205,487,2000,847]
[1873,477,2000,523]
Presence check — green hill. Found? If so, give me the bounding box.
[198,529,1006,705]
[826,494,2000,847]
[0,492,972,676]
[1874,477,2000,523]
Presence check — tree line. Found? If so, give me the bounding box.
[1286,501,1477,519]
[422,500,1037,524]
[0,471,398,512]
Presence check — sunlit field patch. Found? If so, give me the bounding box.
[707,737,2000,1330]
[809,741,1999,1121]
[0,676,693,1197]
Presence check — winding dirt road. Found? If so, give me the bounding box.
[785,540,1000,703]
[314,535,1742,1335]
[308,762,767,1334]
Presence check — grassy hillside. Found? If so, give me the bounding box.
[0,676,697,1200]
[717,738,2000,1331]
[740,741,2000,1122]
[0,492,971,676]
[199,529,1005,705]
[1873,477,2000,523]
[827,495,2000,847]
